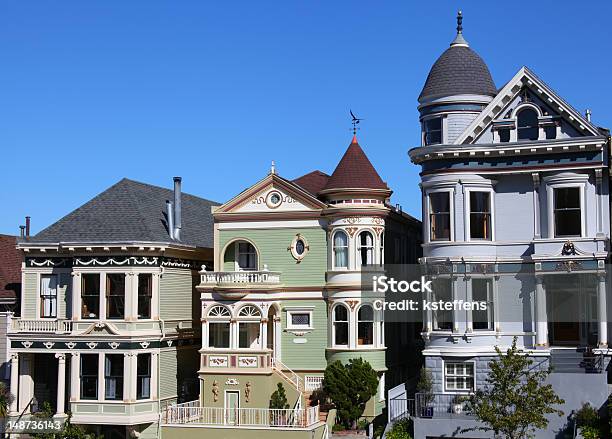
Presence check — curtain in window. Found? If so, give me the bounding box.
[333,231,348,268]
[40,275,58,318]
[358,231,374,266]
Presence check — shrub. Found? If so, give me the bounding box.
[386,418,413,439]
[269,382,290,410]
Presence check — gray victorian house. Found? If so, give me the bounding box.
[407,13,611,438]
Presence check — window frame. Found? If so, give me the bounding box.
[106,273,126,320]
[423,116,443,146]
[332,230,349,270]
[235,241,258,271]
[470,277,496,332]
[39,274,58,319]
[332,303,350,347]
[285,308,314,331]
[443,360,475,393]
[137,353,152,400]
[104,354,124,401]
[81,273,101,320]
[464,187,495,242]
[431,277,453,332]
[137,273,153,320]
[426,189,454,243]
[207,304,232,349]
[545,179,586,239]
[357,304,374,346]
[80,354,99,400]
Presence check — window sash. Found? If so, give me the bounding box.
[445,362,474,391]
[358,232,374,266]
[80,354,98,400]
[238,322,261,349]
[333,232,349,268]
[429,193,451,241]
[137,354,151,400]
[424,118,442,145]
[40,275,58,318]
[472,279,494,331]
[209,322,230,348]
[81,274,100,319]
[432,279,453,331]
[334,321,349,346]
[553,187,582,237]
[106,274,125,319]
[469,191,492,240]
[137,274,152,319]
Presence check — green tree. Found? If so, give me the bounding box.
[323,358,379,429]
[0,382,13,417]
[464,337,565,439]
[269,382,290,410]
[31,402,101,439]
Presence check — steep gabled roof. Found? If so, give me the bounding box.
[292,170,330,196]
[0,235,21,303]
[31,178,219,248]
[323,136,389,192]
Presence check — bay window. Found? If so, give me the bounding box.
[333,231,348,268]
[432,278,453,331]
[444,362,474,392]
[357,305,374,346]
[104,354,124,400]
[80,354,98,400]
[333,305,349,346]
[209,322,230,348]
[238,322,260,348]
[553,187,582,237]
[137,354,151,400]
[358,231,374,266]
[472,279,494,331]
[469,191,492,240]
[106,273,125,319]
[137,273,152,319]
[81,274,100,319]
[40,274,58,318]
[429,192,451,241]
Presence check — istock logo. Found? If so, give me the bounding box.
[372,275,433,293]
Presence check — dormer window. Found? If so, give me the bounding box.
[424,117,442,145]
[517,109,539,141]
[499,128,510,143]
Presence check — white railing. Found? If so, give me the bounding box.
[304,376,324,392]
[162,405,320,428]
[11,319,72,333]
[271,358,303,392]
[388,397,415,422]
[200,271,281,286]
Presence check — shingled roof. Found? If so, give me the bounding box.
[0,235,21,304]
[30,178,219,248]
[323,136,389,192]
[292,170,330,196]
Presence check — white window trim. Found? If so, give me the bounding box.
[356,229,376,267]
[331,303,350,348]
[234,241,258,272]
[331,229,350,271]
[421,114,446,146]
[356,304,375,347]
[463,187,495,242]
[442,359,476,394]
[285,307,314,331]
[425,188,455,243]
[37,272,59,320]
[546,180,587,239]
[467,276,497,333]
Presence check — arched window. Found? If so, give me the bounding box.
[517,109,539,141]
[333,231,348,268]
[236,241,257,271]
[357,305,374,346]
[379,232,385,266]
[207,305,230,348]
[358,231,374,266]
[238,305,261,318]
[333,304,349,346]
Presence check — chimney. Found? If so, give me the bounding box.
[585,109,592,122]
[166,200,175,240]
[19,226,25,238]
[173,177,182,241]
[25,216,30,239]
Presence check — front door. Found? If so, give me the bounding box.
[550,289,580,345]
[224,391,240,425]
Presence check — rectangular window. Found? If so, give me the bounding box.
[432,278,453,331]
[104,354,124,400]
[106,274,125,319]
[472,279,494,331]
[137,273,152,319]
[499,128,510,143]
[237,242,257,271]
[469,191,492,240]
[238,322,260,348]
[81,274,100,319]
[80,354,98,400]
[209,322,230,348]
[424,117,442,145]
[445,362,474,392]
[554,187,581,237]
[429,192,451,241]
[287,311,311,329]
[137,354,151,400]
[40,274,58,318]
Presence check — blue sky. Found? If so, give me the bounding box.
[2,1,611,235]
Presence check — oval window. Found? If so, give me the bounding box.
[295,239,305,255]
[270,193,281,204]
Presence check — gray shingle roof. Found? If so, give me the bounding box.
[31,178,219,248]
[419,46,497,102]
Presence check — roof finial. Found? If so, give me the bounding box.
[450,10,469,48]
[270,160,276,175]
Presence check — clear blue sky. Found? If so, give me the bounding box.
[2,1,611,235]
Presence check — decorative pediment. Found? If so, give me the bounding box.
[81,322,122,336]
[455,67,601,145]
[215,174,326,215]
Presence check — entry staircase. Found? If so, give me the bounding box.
[550,348,605,373]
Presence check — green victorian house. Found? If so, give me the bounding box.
[161,135,421,439]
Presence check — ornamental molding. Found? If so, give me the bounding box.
[225,378,239,386]
[75,256,158,267]
[43,342,55,349]
[21,341,33,349]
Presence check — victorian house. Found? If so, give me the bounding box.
[160,135,421,438]
[9,178,217,438]
[406,13,611,438]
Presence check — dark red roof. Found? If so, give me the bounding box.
[0,235,21,302]
[323,136,389,191]
[292,170,330,196]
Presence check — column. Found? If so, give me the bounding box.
[597,273,608,347]
[150,352,159,400]
[125,273,135,321]
[97,353,104,402]
[9,353,18,415]
[70,353,80,401]
[72,272,81,321]
[532,173,541,239]
[260,318,268,350]
[535,276,548,347]
[54,353,67,417]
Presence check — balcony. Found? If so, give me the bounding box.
[414,393,474,419]
[10,319,72,334]
[198,269,282,298]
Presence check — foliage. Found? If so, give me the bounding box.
[386,418,413,439]
[463,337,565,439]
[356,418,368,430]
[416,367,434,405]
[580,425,600,439]
[31,402,101,439]
[269,382,290,410]
[0,381,14,417]
[373,423,386,439]
[323,358,379,429]
[575,403,601,439]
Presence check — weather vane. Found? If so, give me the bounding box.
[350,110,363,135]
